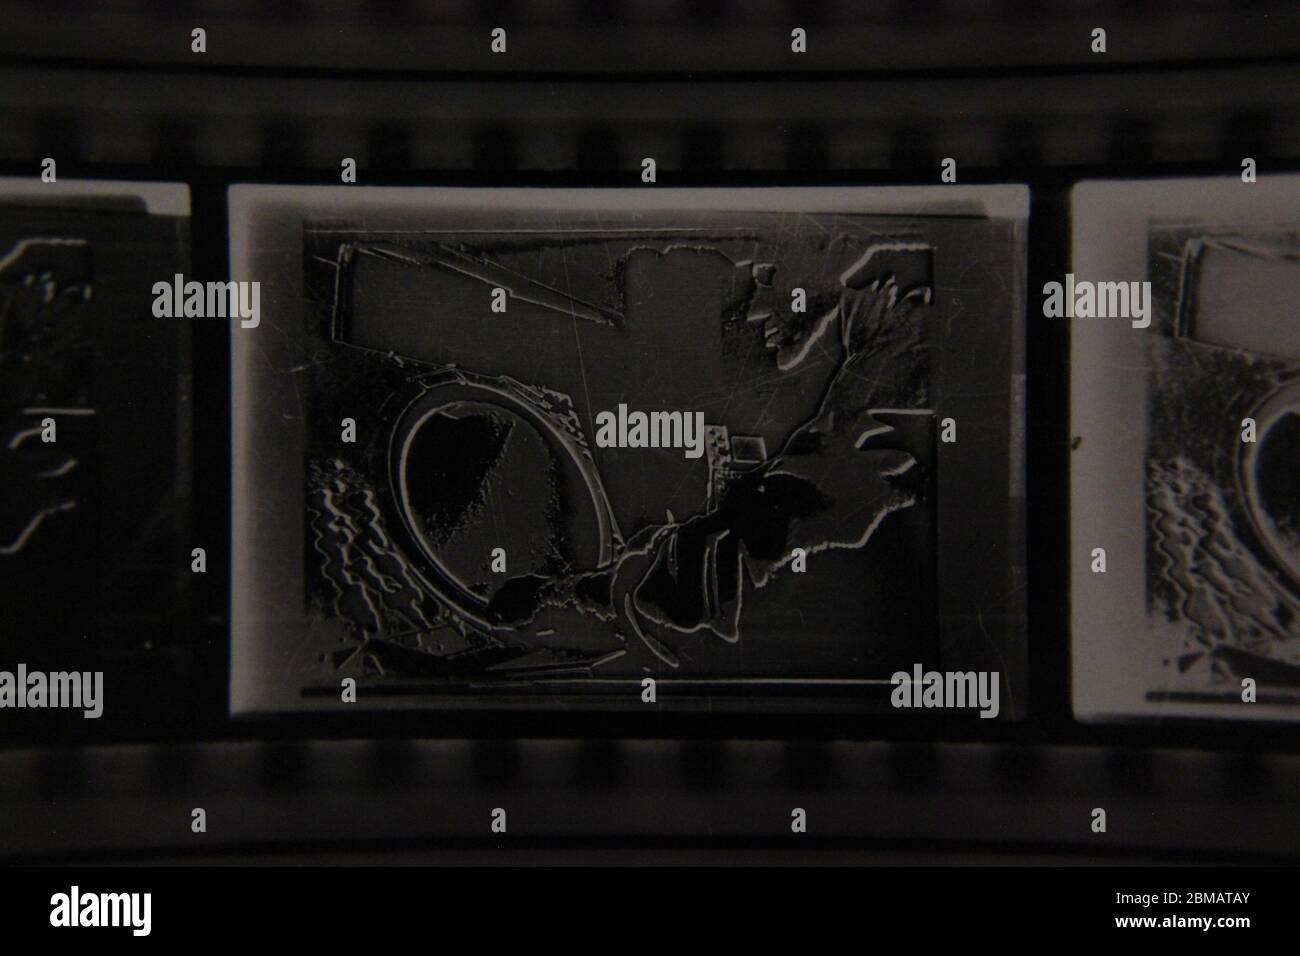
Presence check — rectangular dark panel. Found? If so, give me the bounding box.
[231,186,1027,717]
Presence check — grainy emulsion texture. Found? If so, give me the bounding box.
[229,189,1027,714]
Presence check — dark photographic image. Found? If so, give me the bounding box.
[1072,176,1300,720]
[230,186,1027,714]
[3,0,1300,921]
[0,179,191,741]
